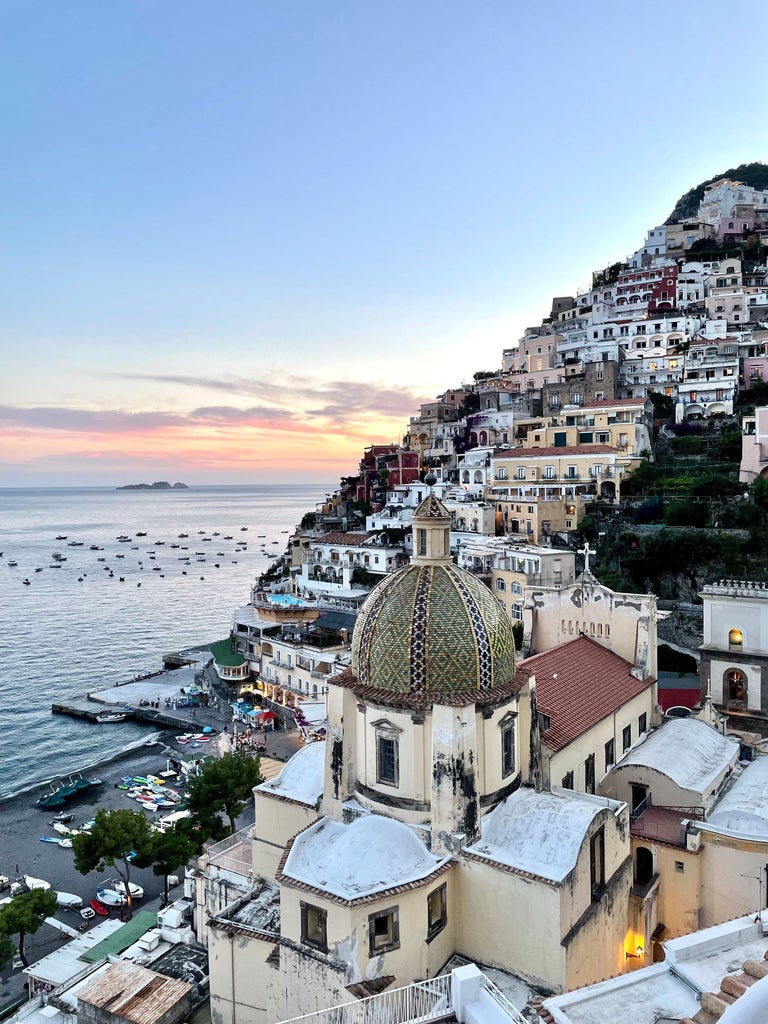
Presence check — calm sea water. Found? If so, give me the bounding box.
[0,484,327,799]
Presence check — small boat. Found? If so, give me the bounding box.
[96,886,126,907]
[35,567,43,573]
[51,552,66,561]
[240,526,248,531]
[116,535,131,542]
[67,541,84,547]
[90,898,109,916]
[53,822,72,835]
[111,880,143,900]
[136,532,147,537]
[24,875,51,891]
[8,560,18,567]
[39,836,60,843]
[58,839,73,848]
[224,535,233,539]
[90,544,100,550]
[178,533,189,538]
[50,813,74,824]
[56,535,67,540]
[80,906,95,920]
[96,711,127,723]
[22,578,31,585]
[56,891,83,909]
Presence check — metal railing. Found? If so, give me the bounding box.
[275,974,453,1024]
[480,978,528,1024]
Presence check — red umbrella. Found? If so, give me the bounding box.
[256,710,277,720]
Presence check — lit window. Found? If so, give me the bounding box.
[729,628,743,646]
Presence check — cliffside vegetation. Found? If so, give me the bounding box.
[665,162,768,224]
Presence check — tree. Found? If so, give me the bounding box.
[72,808,153,920]
[0,932,12,971]
[0,889,58,967]
[187,751,262,836]
[133,821,199,906]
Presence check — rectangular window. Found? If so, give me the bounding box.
[369,907,400,955]
[502,721,516,777]
[675,861,685,873]
[427,885,447,940]
[377,736,399,786]
[418,529,427,556]
[604,738,615,772]
[562,771,574,790]
[585,753,595,794]
[301,902,328,952]
[590,827,606,900]
[638,713,647,735]
[622,725,632,752]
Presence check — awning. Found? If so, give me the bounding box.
[256,710,278,720]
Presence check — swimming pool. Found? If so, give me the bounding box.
[267,593,304,607]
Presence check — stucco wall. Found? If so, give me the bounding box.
[208,926,272,1024]
[252,794,318,880]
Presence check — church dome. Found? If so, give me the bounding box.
[351,491,516,701]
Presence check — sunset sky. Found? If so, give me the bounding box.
[1,0,765,486]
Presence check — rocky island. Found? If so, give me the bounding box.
[116,481,189,490]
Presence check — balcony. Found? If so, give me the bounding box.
[275,964,527,1024]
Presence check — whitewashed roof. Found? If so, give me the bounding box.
[255,741,325,806]
[708,755,768,835]
[466,787,604,882]
[282,815,447,900]
[615,718,738,792]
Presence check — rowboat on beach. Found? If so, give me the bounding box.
[89,898,109,916]
[39,837,60,844]
[58,839,73,848]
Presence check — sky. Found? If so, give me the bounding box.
[1,0,766,486]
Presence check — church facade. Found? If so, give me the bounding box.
[199,496,642,1024]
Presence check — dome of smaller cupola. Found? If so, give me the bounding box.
[350,492,516,701]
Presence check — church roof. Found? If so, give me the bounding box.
[617,717,739,794]
[708,755,768,835]
[349,563,517,702]
[518,637,653,752]
[279,815,450,903]
[466,787,607,883]
[255,741,325,807]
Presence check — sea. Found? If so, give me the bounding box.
[0,484,329,801]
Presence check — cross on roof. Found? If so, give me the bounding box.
[579,541,597,575]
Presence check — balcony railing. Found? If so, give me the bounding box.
[275,967,528,1024]
[276,975,453,1024]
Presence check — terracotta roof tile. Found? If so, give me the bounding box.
[493,444,618,457]
[519,637,654,752]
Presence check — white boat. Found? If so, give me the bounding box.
[80,907,95,920]
[96,711,127,723]
[95,885,126,907]
[110,880,143,900]
[59,839,73,849]
[24,875,51,891]
[55,891,83,909]
[53,822,72,835]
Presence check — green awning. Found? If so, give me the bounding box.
[79,911,158,963]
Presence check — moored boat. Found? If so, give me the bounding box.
[89,898,109,916]
[96,711,127,723]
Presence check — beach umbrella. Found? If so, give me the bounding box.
[257,710,277,720]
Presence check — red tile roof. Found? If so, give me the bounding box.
[518,636,654,752]
[493,444,618,457]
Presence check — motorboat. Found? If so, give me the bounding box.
[50,813,74,824]
[58,839,73,848]
[110,880,143,900]
[56,535,67,540]
[56,891,83,909]
[96,885,126,907]
[96,711,127,723]
[24,875,51,891]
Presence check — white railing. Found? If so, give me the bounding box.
[276,974,453,1024]
[478,978,528,1024]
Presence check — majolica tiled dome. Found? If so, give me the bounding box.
[350,493,516,699]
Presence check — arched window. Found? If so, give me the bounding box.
[511,582,522,595]
[726,669,747,707]
[495,579,506,591]
[729,628,743,647]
